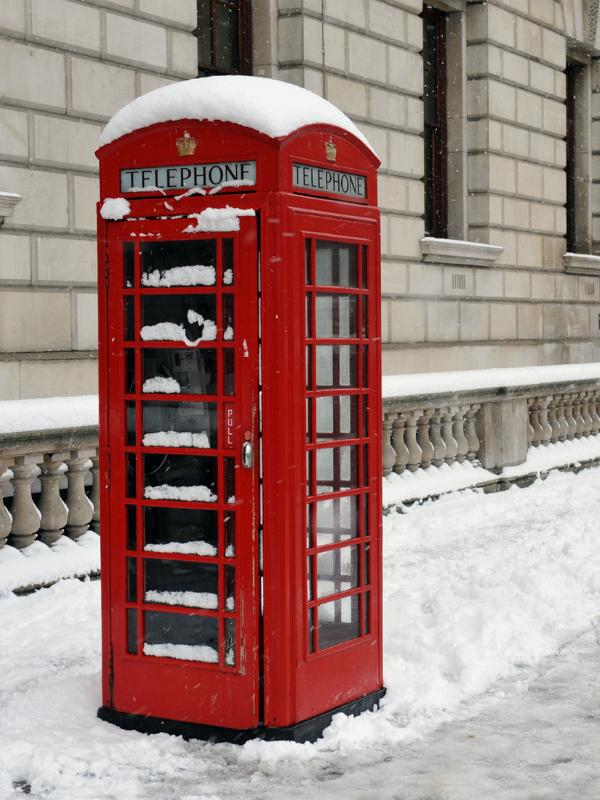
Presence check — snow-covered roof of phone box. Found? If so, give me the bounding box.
[99,75,374,151]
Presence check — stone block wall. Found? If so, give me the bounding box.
[265,0,600,375]
[0,0,197,399]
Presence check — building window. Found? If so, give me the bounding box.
[565,57,592,253]
[196,1,252,76]
[423,5,448,239]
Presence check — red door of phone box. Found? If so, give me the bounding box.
[96,117,384,743]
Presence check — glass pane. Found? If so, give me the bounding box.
[141,295,217,343]
[315,495,358,545]
[361,295,368,338]
[144,507,218,555]
[197,1,212,66]
[316,345,358,388]
[126,349,135,394]
[127,504,137,550]
[142,348,217,395]
[144,611,219,662]
[127,557,137,602]
[307,556,314,600]
[306,398,313,443]
[224,457,236,504]
[363,542,370,586]
[316,445,358,494]
[316,294,358,338]
[215,2,240,73]
[308,608,316,654]
[225,618,236,665]
[142,401,217,448]
[126,401,136,445]
[225,565,235,610]
[221,350,234,397]
[305,295,313,338]
[223,294,234,341]
[224,512,235,557]
[305,238,312,284]
[127,608,138,654]
[124,296,135,341]
[123,242,134,288]
[362,592,370,636]
[316,242,358,287]
[316,395,358,441]
[145,558,218,608]
[143,454,217,502]
[317,545,359,598]
[305,345,313,389]
[141,240,216,287]
[318,594,360,650]
[126,453,136,498]
[222,239,234,285]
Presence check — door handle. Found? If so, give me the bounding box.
[242,435,253,469]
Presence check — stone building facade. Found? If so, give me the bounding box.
[0,0,599,398]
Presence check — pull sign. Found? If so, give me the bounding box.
[292,162,367,199]
[120,160,257,193]
[224,404,235,450]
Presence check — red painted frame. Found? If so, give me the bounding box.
[97,118,381,733]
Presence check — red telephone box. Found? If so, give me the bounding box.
[96,76,384,742]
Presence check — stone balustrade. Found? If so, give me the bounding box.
[0,425,99,550]
[382,365,600,486]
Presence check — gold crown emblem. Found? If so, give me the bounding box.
[176,130,198,157]
[325,137,337,162]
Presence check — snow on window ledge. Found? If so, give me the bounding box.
[420,237,504,268]
[0,191,22,228]
[563,252,600,276]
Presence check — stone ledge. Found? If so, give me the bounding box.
[0,192,21,227]
[420,237,504,267]
[563,252,600,276]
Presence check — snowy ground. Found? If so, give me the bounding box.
[2,467,600,799]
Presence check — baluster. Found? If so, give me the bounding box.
[90,450,101,534]
[442,407,458,465]
[65,450,94,540]
[37,453,68,546]
[572,394,585,438]
[528,398,541,446]
[564,395,577,440]
[536,397,552,446]
[580,392,592,437]
[391,414,410,474]
[547,397,559,444]
[0,461,13,549]
[556,394,569,441]
[429,408,446,468]
[382,413,396,477]
[405,409,423,472]
[454,406,469,463]
[590,391,600,434]
[465,404,480,461]
[417,409,434,470]
[9,456,41,549]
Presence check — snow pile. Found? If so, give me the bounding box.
[143,643,218,663]
[383,460,495,506]
[0,395,97,435]
[183,207,255,233]
[142,376,181,393]
[383,362,600,398]
[100,197,130,220]
[145,590,218,609]
[142,265,216,287]
[140,317,217,345]
[0,532,99,596]
[145,540,217,556]
[142,431,210,448]
[99,75,373,149]
[209,179,254,194]
[503,434,600,478]
[143,484,217,502]
[224,268,233,284]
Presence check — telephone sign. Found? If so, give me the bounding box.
[96,78,383,743]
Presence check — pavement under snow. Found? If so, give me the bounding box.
[2,467,600,799]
